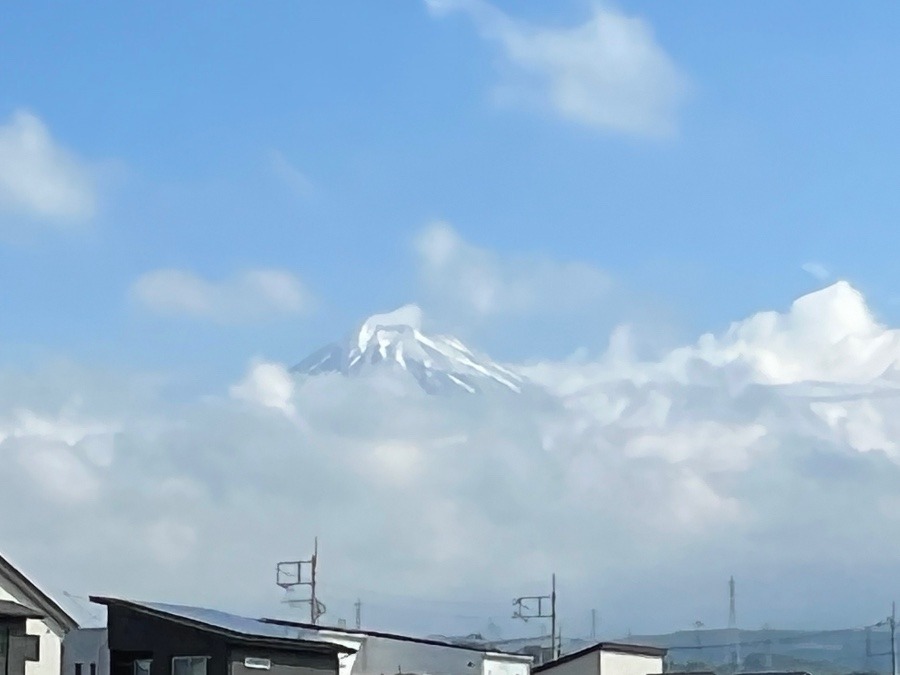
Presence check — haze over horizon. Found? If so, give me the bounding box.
[4,0,900,645]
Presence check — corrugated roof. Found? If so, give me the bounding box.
[90,597,354,654]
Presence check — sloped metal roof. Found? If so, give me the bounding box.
[90,597,354,654]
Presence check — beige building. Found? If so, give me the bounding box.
[532,643,666,675]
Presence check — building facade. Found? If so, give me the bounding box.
[0,553,78,675]
[260,619,533,675]
[532,643,665,675]
[90,598,350,675]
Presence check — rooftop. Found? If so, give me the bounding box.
[89,597,355,654]
[533,641,667,673]
[261,617,533,660]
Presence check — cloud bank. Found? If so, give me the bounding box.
[4,282,900,636]
[426,0,689,137]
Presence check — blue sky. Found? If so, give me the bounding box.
[10,2,900,637]
[4,1,900,379]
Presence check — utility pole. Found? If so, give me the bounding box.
[513,574,559,662]
[276,537,326,624]
[355,599,362,629]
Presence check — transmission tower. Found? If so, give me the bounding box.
[728,576,740,670]
[276,537,326,624]
[729,576,736,628]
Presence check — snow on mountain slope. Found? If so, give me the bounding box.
[292,304,526,394]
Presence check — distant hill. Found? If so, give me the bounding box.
[618,627,891,675]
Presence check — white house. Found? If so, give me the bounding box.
[0,552,78,675]
[532,642,665,675]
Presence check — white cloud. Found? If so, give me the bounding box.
[131,268,314,323]
[426,0,689,137]
[414,221,610,317]
[10,281,900,633]
[0,109,97,225]
[802,261,831,281]
[230,361,297,416]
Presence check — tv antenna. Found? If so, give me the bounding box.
[512,574,558,661]
[276,537,326,624]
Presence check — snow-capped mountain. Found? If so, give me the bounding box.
[292,305,526,394]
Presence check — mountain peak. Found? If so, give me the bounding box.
[293,305,524,394]
[357,304,423,351]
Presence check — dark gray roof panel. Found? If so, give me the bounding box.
[0,599,44,619]
[90,597,353,653]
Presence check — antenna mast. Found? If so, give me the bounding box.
[512,574,559,662]
[276,537,326,624]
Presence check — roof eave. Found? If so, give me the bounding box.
[0,553,78,633]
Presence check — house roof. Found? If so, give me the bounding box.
[0,599,45,620]
[532,641,667,673]
[90,597,355,655]
[0,552,78,633]
[261,617,533,660]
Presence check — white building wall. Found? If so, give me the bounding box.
[62,628,110,675]
[25,622,62,675]
[599,651,662,675]
[483,655,531,675]
[0,583,65,675]
[539,651,598,675]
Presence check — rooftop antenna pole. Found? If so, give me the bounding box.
[551,574,558,659]
[355,598,362,629]
[276,537,326,625]
[310,537,319,624]
[892,601,896,675]
[512,574,558,663]
[591,609,597,640]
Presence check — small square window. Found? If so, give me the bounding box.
[135,659,152,675]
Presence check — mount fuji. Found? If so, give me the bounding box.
[292,305,526,394]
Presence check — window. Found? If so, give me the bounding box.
[172,656,208,675]
[135,659,152,675]
[91,664,97,675]
[76,663,84,675]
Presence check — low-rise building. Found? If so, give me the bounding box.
[532,643,666,675]
[260,618,533,675]
[0,553,78,675]
[90,598,353,675]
